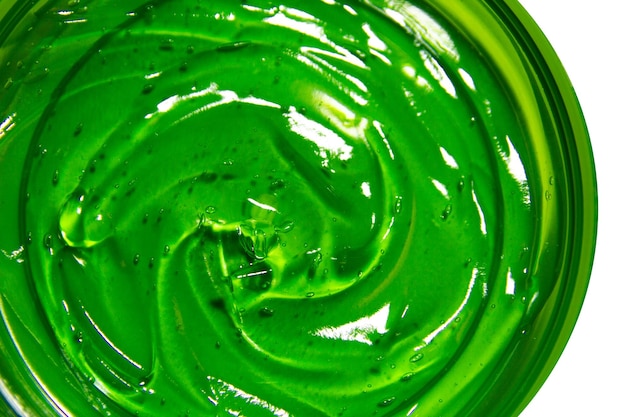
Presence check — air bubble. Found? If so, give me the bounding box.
[377,397,395,408]
[217,41,250,52]
[159,39,174,51]
[457,176,465,192]
[259,307,274,317]
[274,220,294,233]
[440,204,452,220]
[142,84,154,95]
[59,190,110,248]
[400,372,414,382]
[410,352,424,363]
[73,123,83,136]
[133,254,140,265]
[43,234,53,249]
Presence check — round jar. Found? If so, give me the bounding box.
[0,1,596,416]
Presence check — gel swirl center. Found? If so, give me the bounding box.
[18,0,534,415]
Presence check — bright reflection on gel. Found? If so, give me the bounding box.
[206,376,289,417]
[0,113,16,140]
[458,68,476,91]
[439,146,459,169]
[431,178,449,199]
[423,268,480,345]
[286,106,354,165]
[313,303,390,345]
[361,182,372,198]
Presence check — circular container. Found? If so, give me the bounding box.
[0,1,597,416]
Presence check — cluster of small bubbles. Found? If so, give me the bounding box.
[163,245,170,255]
[52,169,59,185]
[269,178,285,193]
[205,206,216,214]
[305,292,315,298]
[133,254,141,265]
[544,190,552,201]
[394,195,403,214]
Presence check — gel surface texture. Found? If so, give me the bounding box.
[0,0,573,416]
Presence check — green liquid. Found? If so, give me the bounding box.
[0,1,575,416]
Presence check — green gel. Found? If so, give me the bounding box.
[0,1,596,416]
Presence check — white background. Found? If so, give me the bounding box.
[517,1,625,416]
